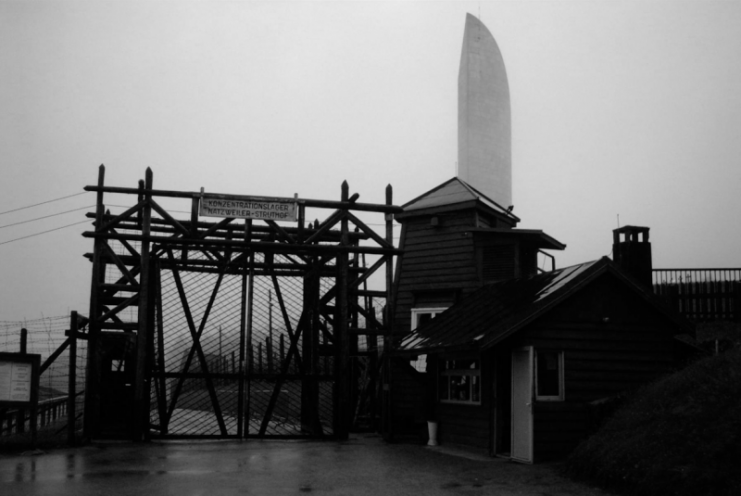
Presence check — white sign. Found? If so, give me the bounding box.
[199,196,298,222]
[0,361,32,402]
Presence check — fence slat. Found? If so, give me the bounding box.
[653,269,741,322]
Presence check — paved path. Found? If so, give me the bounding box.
[0,435,606,495]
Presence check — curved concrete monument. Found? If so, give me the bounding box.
[458,13,511,208]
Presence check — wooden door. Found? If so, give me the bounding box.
[98,333,135,438]
[511,346,533,463]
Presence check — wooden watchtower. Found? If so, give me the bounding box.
[385,178,564,440]
[392,178,565,337]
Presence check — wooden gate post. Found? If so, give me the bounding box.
[134,169,153,441]
[301,257,320,433]
[238,220,253,437]
[335,181,351,439]
[84,164,106,440]
[68,311,78,446]
[15,328,28,434]
[19,328,27,354]
[382,184,395,440]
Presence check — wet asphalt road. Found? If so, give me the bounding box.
[0,435,605,495]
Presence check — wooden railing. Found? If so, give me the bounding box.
[0,393,82,437]
[653,269,741,323]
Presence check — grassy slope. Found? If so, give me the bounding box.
[565,350,741,496]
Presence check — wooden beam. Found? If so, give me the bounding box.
[149,198,190,237]
[95,199,147,234]
[345,210,394,250]
[102,243,139,287]
[154,265,168,435]
[96,294,139,323]
[335,180,350,439]
[83,231,401,256]
[237,221,249,438]
[87,213,370,243]
[304,210,344,245]
[84,184,403,213]
[68,311,78,446]
[109,227,140,258]
[383,183,394,441]
[84,164,105,440]
[40,337,71,374]
[134,172,153,441]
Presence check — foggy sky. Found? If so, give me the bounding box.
[2,1,741,321]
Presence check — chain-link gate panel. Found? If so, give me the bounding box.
[244,262,336,437]
[150,252,336,438]
[151,258,245,437]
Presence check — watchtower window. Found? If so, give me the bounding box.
[409,307,447,372]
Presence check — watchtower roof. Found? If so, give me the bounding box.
[400,177,519,221]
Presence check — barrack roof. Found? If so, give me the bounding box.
[397,257,693,355]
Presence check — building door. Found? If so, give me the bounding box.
[98,332,136,438]
[511,346,533,463]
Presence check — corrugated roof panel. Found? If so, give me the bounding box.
[399,259,605,353]
[534,261,597,302]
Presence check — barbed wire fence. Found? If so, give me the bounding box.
[0,315,88,443]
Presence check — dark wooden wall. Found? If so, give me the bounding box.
[512,272,689,460]
[393,211,482,336]
[430,354,493,452]
[412,272,692,460]
[388,358,427,442]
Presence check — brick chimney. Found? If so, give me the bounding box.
[613,225,653,290]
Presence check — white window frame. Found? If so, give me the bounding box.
[439,358,481,405]
[409,307,447,373]
[535,350,565,401]
[411,307,448,329]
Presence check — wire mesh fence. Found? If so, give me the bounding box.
[152,251,337,437]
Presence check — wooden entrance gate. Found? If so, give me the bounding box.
[82,166,400,440]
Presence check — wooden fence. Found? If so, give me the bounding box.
[1,393,82,437]
[653,269,741,323]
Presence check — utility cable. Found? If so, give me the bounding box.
[107,204,191,215]
[0,219,90,247]
[0,192,88,216]
[0,205,94,229]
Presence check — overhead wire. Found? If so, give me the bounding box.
[0,205,94,229]
[0,191,88,216]
[0,191,94,246]
[0,220,91,247]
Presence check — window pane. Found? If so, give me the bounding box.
[417,313,433,327]
[537,351,561,397]
[454,359,476,370]
[450,375,470,401]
